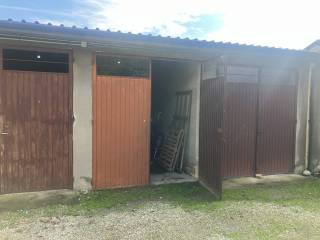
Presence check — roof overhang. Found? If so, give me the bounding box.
[0,20,319,62]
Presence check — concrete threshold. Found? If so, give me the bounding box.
[150,172,197,185]
[223,174,311,189]
[0,189,79,213]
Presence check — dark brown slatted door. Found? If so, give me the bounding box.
[0,71,73,194]
[222,66,258,178]
[199,62,223,197]
[256,70,296,174]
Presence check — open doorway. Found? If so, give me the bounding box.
[150,59,200,185]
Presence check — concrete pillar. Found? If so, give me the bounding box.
[294,64,309,173]
[182,64,201,175]
[72,48,93,190]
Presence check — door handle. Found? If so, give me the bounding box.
[1,132,8,135]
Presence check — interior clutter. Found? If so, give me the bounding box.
[151,90,192,174]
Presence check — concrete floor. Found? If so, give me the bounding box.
[150,172,197,185]
[0,189,78,212]
[223,174,309,189]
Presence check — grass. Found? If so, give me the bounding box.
[72,177,320,213]
[222,178,320,211]
[58,182,218,214]
[1,177,320,239]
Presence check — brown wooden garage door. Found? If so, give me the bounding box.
[255,70,296,174]
[222,66,259,178]
[199,66,296,178]
[93,55,151,189]
[219,66,296,178]
[0,48,73,194]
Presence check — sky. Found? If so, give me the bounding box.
[0,0,319,50]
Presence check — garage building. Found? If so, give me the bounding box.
[0,19,319,197]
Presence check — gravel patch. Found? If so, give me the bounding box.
[0,201,320,240]
[0,203,226,240]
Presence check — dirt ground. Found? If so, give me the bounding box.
[1,201,320,240]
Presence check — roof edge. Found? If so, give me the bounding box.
[0,19,319,59]
[305,40,320,51]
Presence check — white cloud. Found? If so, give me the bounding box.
[80,0,222,35]
[80,0,320,49]
[205,0,320,49]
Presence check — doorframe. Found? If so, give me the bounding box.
[149,58,202,179]
[291,70,299,172]
[253,68,261,176]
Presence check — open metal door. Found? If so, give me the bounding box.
[199,62,223,198]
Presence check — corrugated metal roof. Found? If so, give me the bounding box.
[305,40,320,50]
[0,18,314,56]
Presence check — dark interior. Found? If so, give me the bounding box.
[150,60,193,175]
[96,55,149,77]
[2,49,69,73]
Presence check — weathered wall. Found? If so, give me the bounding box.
[152,61,201,176]
[73,48,93,190]
[294,64,310,173]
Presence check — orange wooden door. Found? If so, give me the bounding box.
[93,75,151,189]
